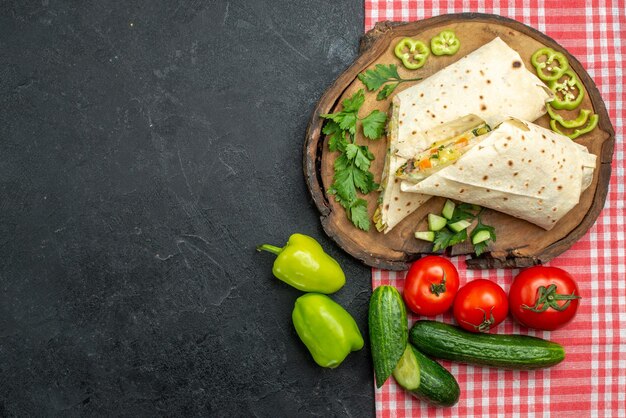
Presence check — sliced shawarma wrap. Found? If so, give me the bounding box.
[395,115,491,183]
[406,118,597,230]
[373,103,433,232]
[377,36,553,233]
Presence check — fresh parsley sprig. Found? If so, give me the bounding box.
[321,89,387,231]
[433,228,467,252]
[358,64,422,100]
[449,203,481,223]
[320,89,387,139]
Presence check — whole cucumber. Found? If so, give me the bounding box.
[369,286,408,388]
[410,320,565,369]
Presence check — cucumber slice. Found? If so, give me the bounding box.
[415,231,435,242]
[472,229,492,244]
[441,199,456,220]
[448,219,471,232]
[427,213,447,231]
[392,344,420,390]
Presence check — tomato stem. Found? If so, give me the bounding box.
[430,270,447,297]
[521,284,581,313]
[462,306,495,332]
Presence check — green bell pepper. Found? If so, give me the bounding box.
[531,47,569,81]
[547,70,584,110]
[394,38,429,69]
[292,293,364,368]
[430,30,460,56]
[257,233,345,294]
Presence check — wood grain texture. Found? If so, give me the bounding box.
[303,13,615,270]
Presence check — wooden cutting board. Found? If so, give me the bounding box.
[303,13,615,270]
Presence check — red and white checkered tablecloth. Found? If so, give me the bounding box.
[366,1,626,416]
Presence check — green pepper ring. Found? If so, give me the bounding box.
[547,70,585,110]
[546,104,592,129]
[394,38,430,70]
[550,114,599,140]
[430,30,461,56]
[531,47,569,81]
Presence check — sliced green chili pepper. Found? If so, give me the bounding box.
[548,70,584,110]
[546,104,592,129]
[430,30,460,56]
[531,47,569,81]
[550,114,599,140]
[394,38,429,70]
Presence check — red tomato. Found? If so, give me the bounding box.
[403,256,459,316]
[509,266,581,330]
[453,279,508,332]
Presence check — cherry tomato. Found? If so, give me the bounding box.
[509,266,581,330]
[403,256,459,316]
[453,279,508,332]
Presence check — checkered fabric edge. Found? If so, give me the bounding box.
[366,1,626,416]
